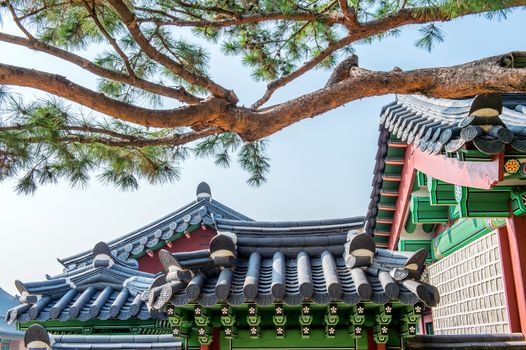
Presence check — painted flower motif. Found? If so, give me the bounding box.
[195,307,202,316]
[249,306,256,315]
[381,326,388,334]
[303,326,310,334]
[173,328,180,335]
[505,159,520,174]
[224,328,232,336]
[414,305,422,314]
[330,306,338,314]
[302,306,310,314]
[221,307,229,315]
[250,327,258,335]
[384,305,392,314]
[409,325,416,334]
[275,306,283,314]
[198,328,206,336]
[276,327,284,335]
[357,306,365,314]
[328,327,335,335]
[355,326,362,334]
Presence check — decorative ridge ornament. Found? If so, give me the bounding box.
[24,324,52,350]
[196,181,212,200]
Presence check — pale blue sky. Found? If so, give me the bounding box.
[0,10,525,294]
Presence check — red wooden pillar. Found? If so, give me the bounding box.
[505,216,526,335]
[210,328,221,350]
[366,329,386,349]
[200,329,221,350]
[497,226,521,332]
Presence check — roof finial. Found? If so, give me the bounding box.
[196,181,212,200]
[24,324,52,349]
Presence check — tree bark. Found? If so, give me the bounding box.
[1,53,526,141]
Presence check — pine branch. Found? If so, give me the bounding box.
[82,0,136,78]
[0,32,202,104]
[106,0,238,102]
[0,62,229,128]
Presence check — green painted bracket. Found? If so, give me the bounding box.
[455,185,511,217]
[197,325,213,345]
[272,315,287,327]
[172,325,190,338]
[223,325,237,339]
[427,176,457,205]
[399,306,420,339]
[194,305,210,327]
[511,187,526,215]
[411,195,449,224]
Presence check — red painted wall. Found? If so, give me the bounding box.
[137,226,217,274]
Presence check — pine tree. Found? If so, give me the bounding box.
[0,0,525,192]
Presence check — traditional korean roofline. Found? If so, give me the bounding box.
[147,231,439,310]
[0,288,24,340]
[6,242,157,324]
[59,182,252,270]
[365,93,526,237]
[381,93,526,155]
[23,324,181,350]
[217,216,364,258]
[215,217,363,233]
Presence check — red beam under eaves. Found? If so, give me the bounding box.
[388,145,503,250]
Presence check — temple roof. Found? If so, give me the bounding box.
[147,232,438,309]
[49,335,181,349]
[59,182,252,270]
[23,325,182,350]
[59,183,363,272]
[365,93,526,238]
[381,93,526,155]
[6,243,157,324]
[0,288,23,340]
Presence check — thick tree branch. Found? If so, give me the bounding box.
[252,0,526,108]
[2,53,526,143]
[106,0,238,102]
[138,12,343,27]
[245,52,526,140]
[0,33,202,104]
[0,63,230,128]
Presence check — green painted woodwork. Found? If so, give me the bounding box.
[404,215,417,234]
[372,304,392,344]
[411,196,449,223]
[455,149,493,162]
[448,205,461,221]
[416,171,427,188]
[511,188,526,216]
[422,224,434,233]
[431,218,506,260]
[399,305,421,339]
[19,318,171,335]
[231,328,368,349]
[454,186,510,217]
[398,240,432,262]
[427,176,457,205]
[167,302,421,348]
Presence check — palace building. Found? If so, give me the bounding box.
[5,93,526,349]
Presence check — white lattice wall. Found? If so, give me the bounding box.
[428,230,510,334]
